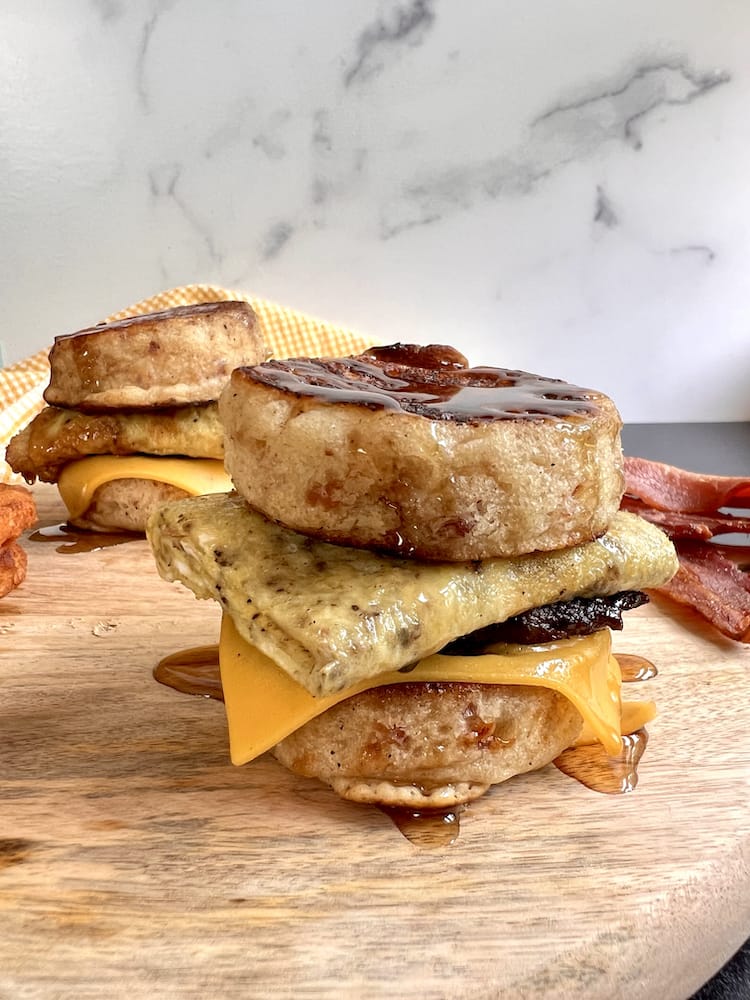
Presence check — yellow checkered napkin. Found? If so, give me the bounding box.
[0,284,374,483]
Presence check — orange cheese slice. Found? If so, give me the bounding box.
[58,455,232,519]
[218,615,651,765]
[574,699,657,747]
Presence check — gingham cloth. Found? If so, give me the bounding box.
[0,284,374,483]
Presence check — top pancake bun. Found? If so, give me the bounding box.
[219,343,624,561]
[44,301,265,410]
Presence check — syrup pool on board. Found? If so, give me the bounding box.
[29,523,139,554]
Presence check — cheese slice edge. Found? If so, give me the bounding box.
[219,615,649,765]
[58,455,232,519]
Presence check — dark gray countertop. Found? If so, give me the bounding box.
[622,423,749,1000]
[621,422,750,477]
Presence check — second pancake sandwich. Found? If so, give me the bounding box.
[7,301,265,532]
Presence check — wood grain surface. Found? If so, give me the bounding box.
[1,484,748,1000]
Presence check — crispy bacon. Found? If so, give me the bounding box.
[658,542,750,642]
[620,496,750,541]
[622,456,750,642]
[624,456,750,513]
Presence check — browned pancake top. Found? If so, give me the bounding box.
[235,343,604,423]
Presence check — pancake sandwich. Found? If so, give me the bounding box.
[6,301,265,532]
[147,344,678,810]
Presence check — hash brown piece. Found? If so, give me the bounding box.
[0,541,28,598]
[0,483,36,598]
[0,483,37,543]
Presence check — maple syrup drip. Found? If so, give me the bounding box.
[553,729,649,795]
[615,653,658,682]
[28,523,138,554]
[379,806,462,847]
[153,646,223,700]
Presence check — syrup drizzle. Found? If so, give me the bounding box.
[553,730,649,794]
[552,652,656,794]
[29,523,138,554]
[617,653,658,682]
[243,348,601,423]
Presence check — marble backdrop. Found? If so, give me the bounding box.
[1,0,748,421]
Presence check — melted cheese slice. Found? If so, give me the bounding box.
[218,615,652,765]
[58,455,232,519]
[575,700,656,747]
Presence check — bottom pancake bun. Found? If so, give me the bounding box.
[69,478,191,533]
[59,458,232,533]
[272,680,583,807]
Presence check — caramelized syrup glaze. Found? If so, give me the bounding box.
[364,344,469,370]
[51,301,231,345]
[239,344,602,423]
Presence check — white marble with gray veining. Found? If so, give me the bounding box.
[1,0,748,421]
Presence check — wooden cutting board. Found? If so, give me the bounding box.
[1,484,748,1000]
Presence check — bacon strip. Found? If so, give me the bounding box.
[620,496,750,541]
[624,456,750,513]
[622,456,750,642]
[657,542,750,642]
